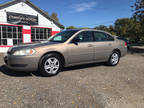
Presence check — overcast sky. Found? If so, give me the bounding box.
[0,0,135,28]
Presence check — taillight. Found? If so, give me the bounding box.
[125,42,127,47]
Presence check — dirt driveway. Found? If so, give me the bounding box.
[0,52,144,108]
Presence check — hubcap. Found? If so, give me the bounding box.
[44,57,60,74]
[111,53,119,65]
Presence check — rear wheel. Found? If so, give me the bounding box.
[107,51,120,66]
[39,53,63,76]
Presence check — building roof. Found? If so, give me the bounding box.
[0,0,64,29]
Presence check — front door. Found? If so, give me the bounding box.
[67,31,95,64]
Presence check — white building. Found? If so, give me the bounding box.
[0,0,64,53]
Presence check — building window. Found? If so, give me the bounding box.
[0,25,22,46]
[31,27,51,42]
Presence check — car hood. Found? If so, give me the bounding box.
[8,41,60,54]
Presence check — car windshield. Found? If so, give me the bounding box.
[48,30,78,43]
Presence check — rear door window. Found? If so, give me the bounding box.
[94,32,114,41]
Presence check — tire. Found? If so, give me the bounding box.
[107,51,120,66]
[38,53,63,77]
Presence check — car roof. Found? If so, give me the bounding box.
[65,29,112,35]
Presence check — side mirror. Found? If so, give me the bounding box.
[72,38,80,45]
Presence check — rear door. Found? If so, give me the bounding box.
[93,31,115,61]
[67,31,95,64]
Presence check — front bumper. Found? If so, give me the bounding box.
[4,54,40,72]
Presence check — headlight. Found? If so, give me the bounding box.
[13,49,36,56]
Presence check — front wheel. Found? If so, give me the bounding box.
[38,53,63,77]
[107,51,120,66]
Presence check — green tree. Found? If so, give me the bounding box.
[66,26,77,30]
[51,12,59,22]
[114,18,141,42]
[45,11,49,15]
[132,0,144,41]
[94,25,116,35]
[108,25,116,35]
[132,0,144,21]
[94,25,109,32]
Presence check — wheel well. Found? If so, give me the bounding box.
[40,51,65,65]
[113,49,121,57]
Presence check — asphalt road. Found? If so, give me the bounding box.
[0,52,144,108]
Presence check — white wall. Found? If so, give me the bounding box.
[0,47,9,53]
[0,1,62,53]
[0,2,61,31]
[0,11,6,23]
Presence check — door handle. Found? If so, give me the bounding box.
[88,44,93,47]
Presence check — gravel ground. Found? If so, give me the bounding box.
[0,52,144,108]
